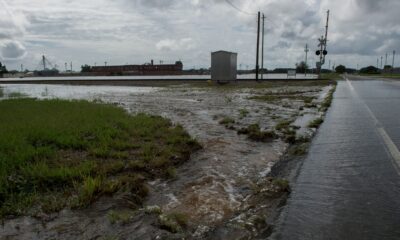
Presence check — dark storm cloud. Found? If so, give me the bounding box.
[0,41,27,60]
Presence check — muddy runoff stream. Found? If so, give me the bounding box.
[0,82,333,239]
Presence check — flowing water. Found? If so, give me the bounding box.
[0,82,330,239]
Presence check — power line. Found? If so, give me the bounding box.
[224,0,256,15]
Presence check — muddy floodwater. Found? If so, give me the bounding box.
[0,82,332,239]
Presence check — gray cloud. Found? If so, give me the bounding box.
[0,41,27,60]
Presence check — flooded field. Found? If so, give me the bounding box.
[0,74,317,82]
[0,81,333,239]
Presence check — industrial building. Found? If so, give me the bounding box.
[211,51,237,83]
[87,60,183,76]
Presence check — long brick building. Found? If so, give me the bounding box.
[88,61,183,76]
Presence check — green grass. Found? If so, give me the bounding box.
[249,90,316,104]
[272,178,290,192]
[219,117,235,125]
[320,83,337,112]
[158,212,188,233]
[107,210,136,224]
[275,119,293,131]
[320,73,342,80]
[237,124,277,142]
[219,116,236,130]
[359,73,400,79]
[0,88,3,98]
[239,108,249,118]
[308,118,324,128]
[0,98,201,217]
[288,143,309,156]
[189,80,334,89]
[379,73,400,79]
[274,119,298,144]
[7,92,27,98]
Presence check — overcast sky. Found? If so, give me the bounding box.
[0,0,399,71]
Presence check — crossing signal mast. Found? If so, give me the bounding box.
[316,10,330,78]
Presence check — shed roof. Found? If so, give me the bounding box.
[211,50,237,55]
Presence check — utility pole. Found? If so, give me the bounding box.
[42,55,46,71]
[255,11,261,81]
[105,61,107,67]
[20,64,23,72]
[261,13,265,80]
[385,53,388,66]
[392,50,396,74]
[65,62,67,72]
[316,10,329,78]
[377,58,379,69]
[381,56,383,69]
[305,44,309,76]
[70,62,73,72]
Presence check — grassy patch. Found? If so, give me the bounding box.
[359,73,400,79]
[107,210,136,225]
[190,80,333,89]
[219,116,236,130]
[158,212,188,233]
[0,98,201,218]
[0,87,3,98]
[249,90,316,104]
[237,124,277,142]
[320,84,337,112]
[272,178,290,192]
[274,119,298,144]
[219,117,235,125]
[145,205,162,215]
[275,119,293,131]
[288,143,309,156]
[253,177,290,198]
[7,92,27,98]
[379,74,400,79]
[320,73,342,80]
[308,118,324,128]
[238,108,249,118]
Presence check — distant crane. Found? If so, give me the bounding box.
[37,55,56,71]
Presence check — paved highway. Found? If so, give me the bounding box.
[270,78,400,240]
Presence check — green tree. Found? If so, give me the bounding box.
[360,66,379,74]
[295,61,308,74]
[384,65,392,70]
[81,64,91,73]
[0,62,8,76]
[335,65,346,74]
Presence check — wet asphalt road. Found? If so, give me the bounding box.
[270,78,400,240]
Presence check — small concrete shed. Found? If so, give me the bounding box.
[211,51,237,83]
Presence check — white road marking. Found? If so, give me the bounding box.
[346,78,400,174]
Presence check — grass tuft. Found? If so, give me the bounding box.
[320,84,337,112]
[158,212,188,233]
[238,124,277,142]
[107,210,136,225]
[238,109,249,118]
[219,117,235,125]
[308,118,324,128]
